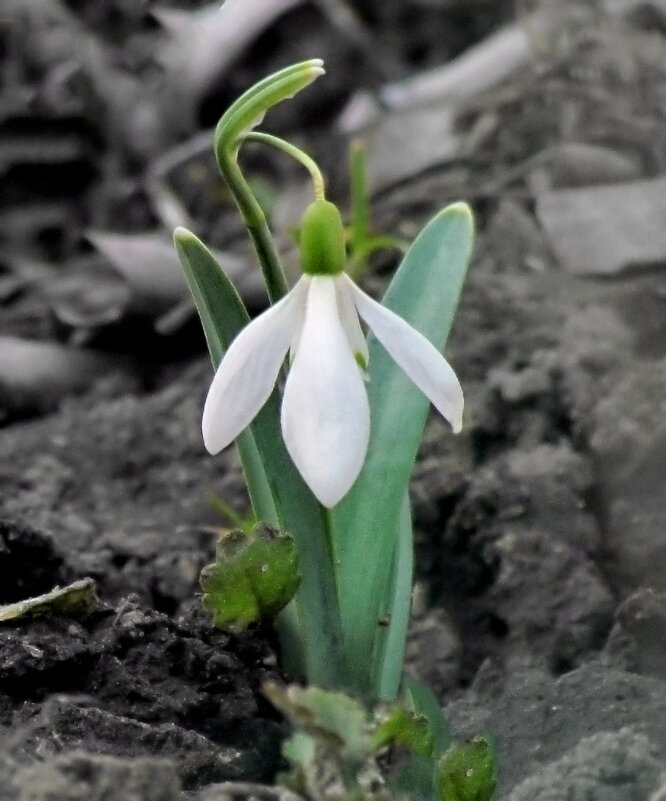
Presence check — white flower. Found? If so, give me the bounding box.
[202,271,464,508]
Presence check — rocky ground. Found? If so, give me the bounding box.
[1,1,666,799]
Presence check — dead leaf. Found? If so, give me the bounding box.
[0,336,123,419]
[0,578,99,623]
[87,231,266,330]
[338,10,559,190]
[87,232,190,318]
[155,0,306,133]
[360,106,459,192]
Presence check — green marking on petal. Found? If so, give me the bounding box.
[354,352,368,370]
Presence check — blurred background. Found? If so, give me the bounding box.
[2,0,664,415]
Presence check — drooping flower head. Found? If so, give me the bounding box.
[203,199,463,508]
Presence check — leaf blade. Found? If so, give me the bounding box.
[174,228,346,687]
[331,203,474,697]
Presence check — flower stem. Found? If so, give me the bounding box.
[244,132,326,202]
[216,150,289,304]
[349,139,370,257]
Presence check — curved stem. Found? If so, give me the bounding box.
[217,148,289,304]
[244,132,326,202]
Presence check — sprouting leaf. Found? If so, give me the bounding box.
[373,705,433,758]
[391,678,455,801]
[402,677,453,757]
[264,682,370,764]
[0,578,99,623]
[346,139,408,279]
[200,523,299,631]
[437,735,498,801]
[282,729,317,769]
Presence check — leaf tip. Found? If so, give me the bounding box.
[443,201,474,226]
[173,226,196,245]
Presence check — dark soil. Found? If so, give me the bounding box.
[1,1,666,799]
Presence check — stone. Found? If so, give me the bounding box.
[4,751,180,801]
[588,360,666,590]
[445,664,666,793]
[536,176,666,275]
[506,728,664,801]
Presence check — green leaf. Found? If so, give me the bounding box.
[174,227,277,525]
[373,705,433,758]
[174,229,346,687]
[200,524,299,631]
[215,60,324,156]
[332,203,474,698]
[437,735,498,801]
[282,730,317,769]
[373,493,413,700]
[391,678,454,801]
[346,140,407,280]
[402,677,453,758]
[264,682,370,764]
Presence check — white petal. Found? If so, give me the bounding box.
[334,274,369,368]
[288,277,310,364]
[344,273,464,432]
[281,276,370,507]
[202,279,306,453]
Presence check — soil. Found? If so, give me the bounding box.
[2,1,666,799]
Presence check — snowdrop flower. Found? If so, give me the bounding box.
[203,200,463,508]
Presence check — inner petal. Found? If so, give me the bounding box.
[334,274,369,369]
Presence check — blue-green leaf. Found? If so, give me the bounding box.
[174,228,346,687]
[331,203,474,698]
[174,227,277,523]
[373,493,413,700]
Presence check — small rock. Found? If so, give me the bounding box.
[445,665,666,793]
[529,142,643,190]
[506,728,664,801]
[8,697,249,786]
[440,444,612,673]
[489,525,613,673]
[405,604,462,694]
[606,589,666,680]
[6,751,180,801]
[588,360,666,590]
[362,106,459,191]
[536,176,666,275]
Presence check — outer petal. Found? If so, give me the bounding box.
[281,276,370,507]
[202,278,306,453]
[343,273,464,432]
[334,274,369,368]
